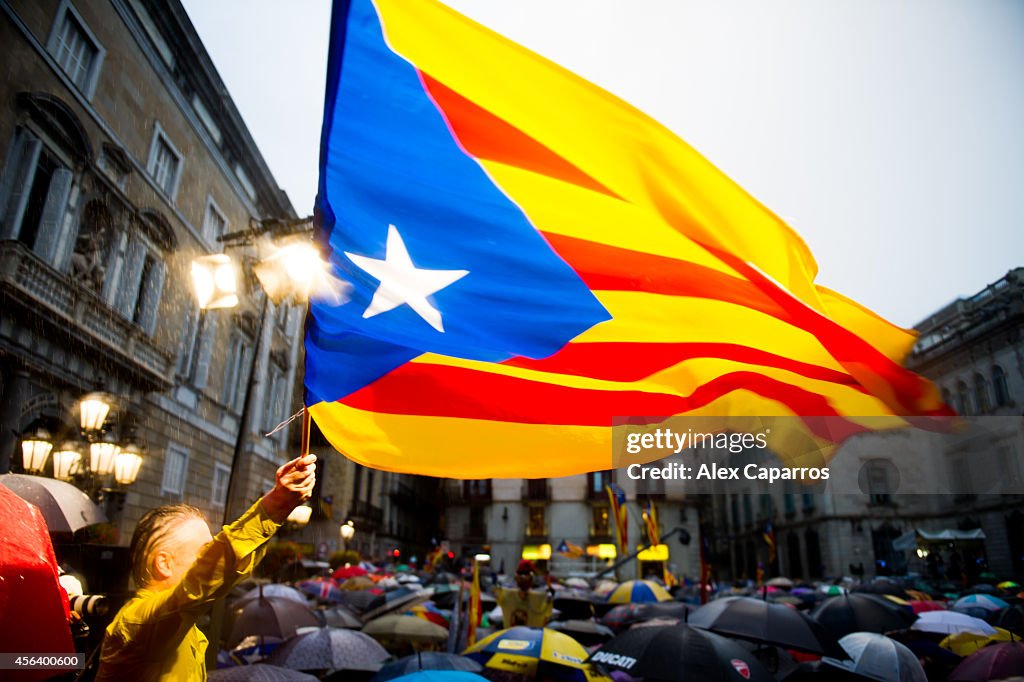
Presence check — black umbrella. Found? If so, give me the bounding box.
[601,601,696,632]
[852,583,910,599]
[369,651,484,682]
[228,595,320,647]
[588,623,775,682]
[810,593,917,640]
[317,605,363,629]
[553,588,596,620]
[547,619,616,646]
[690,596,845,658]
[266,627,390,673]
[993,603,1024,636]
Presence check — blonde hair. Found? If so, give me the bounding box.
[128,504,205,588]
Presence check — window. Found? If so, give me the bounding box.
[203,198,227,243]
[234,164,256,201]
[48,2,104,97]
[993,366,1010,407]
[223,329,253,413]
[104,228,165,335]
[97,145,130,191]
[211,463,230,508]
[864,460,893,505]
[587,470,613,499]
[161,444,189,496]
[177,307,217,387]
[192,96,222,145]
[147,124,182,199]
[263,364,286,433]
[128,0,174,68]
[0,129,78,269]
[591,505,610,536]
[956,381,970,415]
[527,505,546,537]
[974,373,990,414]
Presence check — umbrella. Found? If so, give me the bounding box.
[554,588,597,620]
[965,583,999,595]
[209,664,320,681]
[819,584,848,596]
[241,584,310,605]
[228,594,320,647]
[463,626,607,682]
[548,619,616,646]
[334,565,369,580]
[588,623,774,682]
[767,577,795,589]
[341,575,377,591]
[810,593,917,640]
[997,580,1020,591]
[389,674,488,682]
[821,632,926,682]
[299,579,345,604]
[407,602,450,628]
[339,590,382,613]
[994,604,1024,635]
[371,652,484,682]
[940,627,1016,656]
[949,641,1024,681]
[318,605,364,629]
[953,594,1009,612]
[266,626,390,672]
[854,583,910,599]
[909,600,947,614]
[0,483,75,678]
[0,473,106,533]
[362,587,433,621]
[911,610,997,636]
[363,614,448,642]
[601,602,695,632]
[564,578,590,590]
[604,580,671,604]
[690,596,845,657]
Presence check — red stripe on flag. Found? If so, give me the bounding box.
[420,72,623,200]
[340,363,867,440]
[501,341,860,386]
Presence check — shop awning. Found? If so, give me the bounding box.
[893,528,987,551]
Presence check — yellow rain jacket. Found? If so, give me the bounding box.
[95,500,281,681]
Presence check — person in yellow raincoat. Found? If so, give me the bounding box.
[95,454,316,681]
[495,560,554,627]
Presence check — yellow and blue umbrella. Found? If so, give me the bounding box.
[604,580,671,604]
[463,626,609,681]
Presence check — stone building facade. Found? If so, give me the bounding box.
[705,268,1024,583]
[0,0,303,553]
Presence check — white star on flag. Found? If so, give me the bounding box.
[345,224,469,332]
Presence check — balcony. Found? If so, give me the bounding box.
[525,523,548,541]
[462,480,492,503]
[349,500,383,529]
[523,479,549,501]
[0,240,173,389]
[588,525,613,543]
[463,522,487,543]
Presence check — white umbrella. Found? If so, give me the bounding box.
[0,473,106,533]
[822,632,927,682]
[911,611,997,636]
[240,584,309,605]
[564,577,590,589]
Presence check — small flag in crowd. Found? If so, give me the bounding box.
[606,483,629,556]
[763,521,777,564]
[557,539,584,559]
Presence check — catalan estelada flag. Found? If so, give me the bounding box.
[643,500,661,547]
[606,483,629,556]
[556,539,584,559]
[763,520,777,565]
[305,0,951,479]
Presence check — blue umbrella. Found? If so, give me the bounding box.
[390,673,488,682]
[371,653,483,682]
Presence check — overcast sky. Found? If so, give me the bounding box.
[181,0,1024,329]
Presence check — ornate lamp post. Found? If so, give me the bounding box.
[340,520,355,551]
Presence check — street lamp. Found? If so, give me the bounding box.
[287,504,312,528]
[190,254,239,310]
[340,520,355,550]
[21,427,53,474]
[78,391,113,433]
[113,442,144,486]
[90,433,120,477]
[52,443,83,481]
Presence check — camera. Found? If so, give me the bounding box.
[70,594,110,619]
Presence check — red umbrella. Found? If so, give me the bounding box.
[333,564,369,580]
[950,641,1024,681]
[910,600,947,614]
[0,484,75,681]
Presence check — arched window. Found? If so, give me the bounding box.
[0,94,91,271]
[955,381,970,415]
[974,373,990,414]
[993,366,1011,407]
